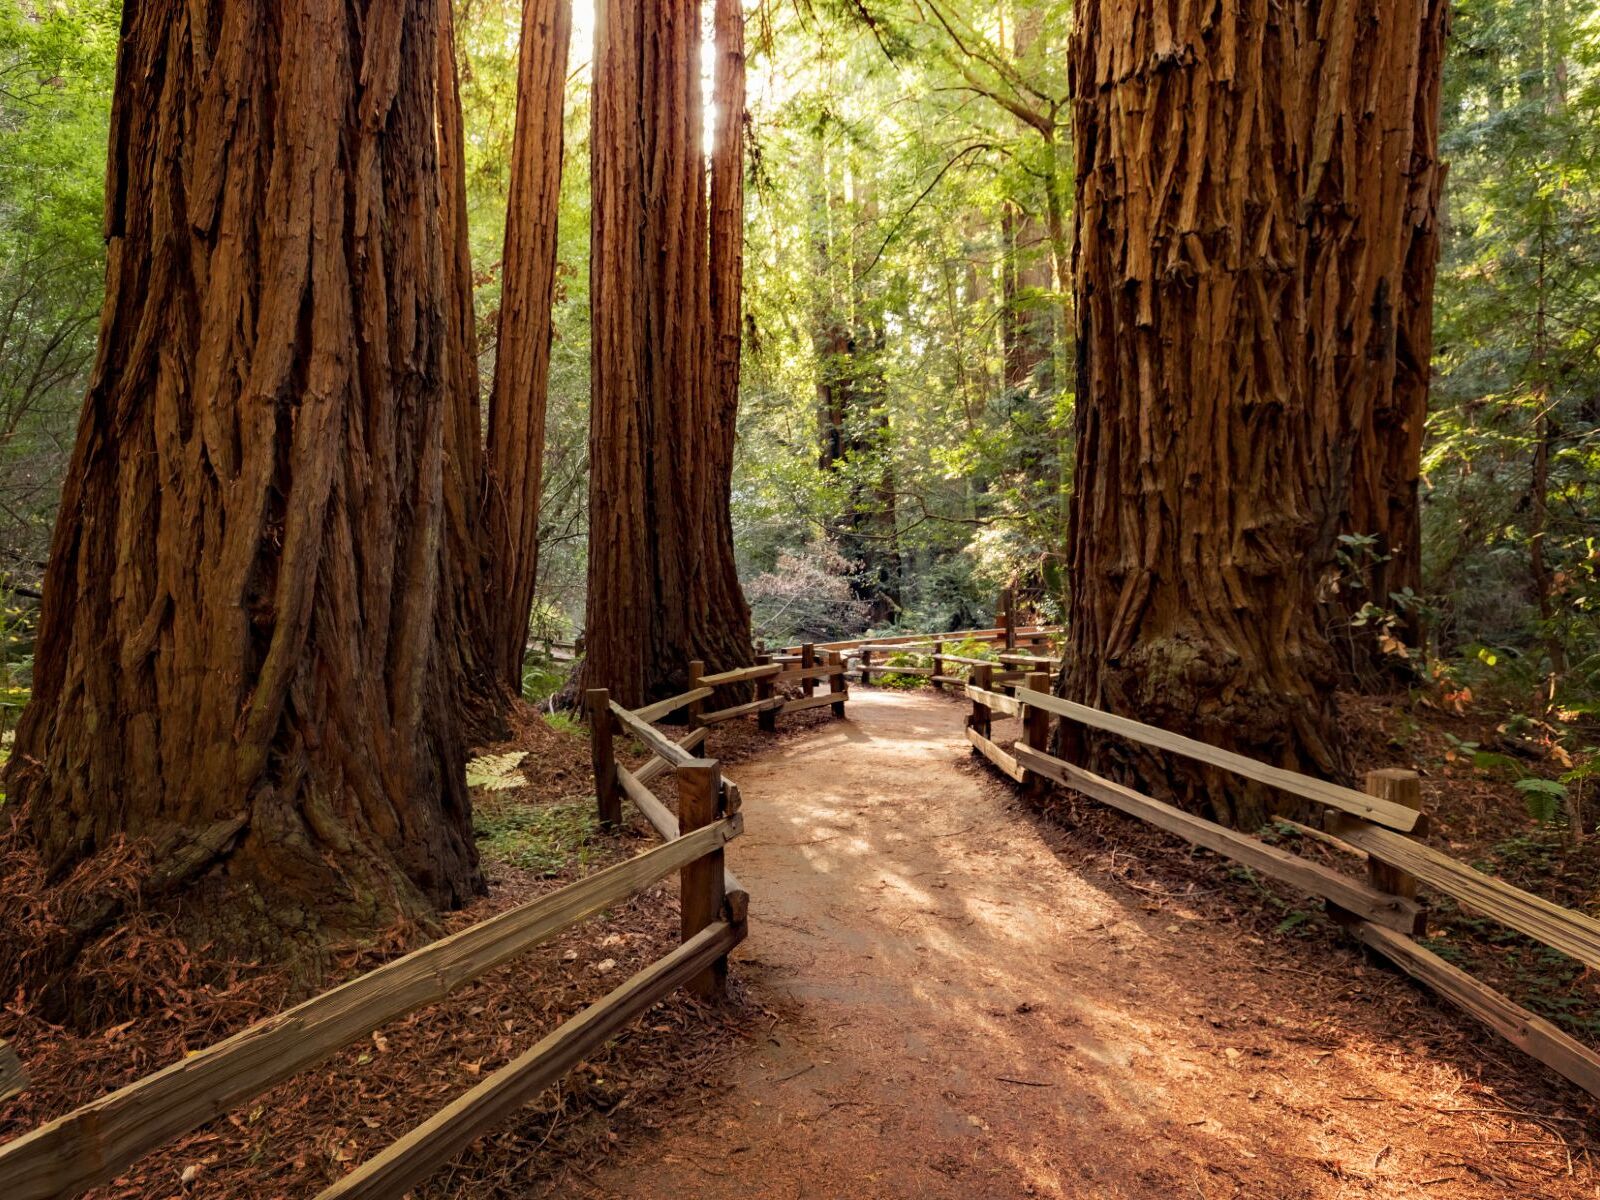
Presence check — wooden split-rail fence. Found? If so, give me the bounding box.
[584,651,850,852]
[0,688,749,1200]
[775,587,1059,689]
[930,644,1600,1105]
[792,595,1600,1103]
[10,591,1595,1193]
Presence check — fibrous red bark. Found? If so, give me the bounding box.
[438,0,507,740]
[581,0,753,708]
[6,0,483,953]
[1321,0,1450,682]
[484,0,573,695]
[1067,0,1441,825]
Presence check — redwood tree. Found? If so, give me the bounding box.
[6,0,483,951]
[582,0,752,707]
[439,0,506,738]
[1065,0,1445,825]
[484,0,573,694]
[1319,0,1450,683]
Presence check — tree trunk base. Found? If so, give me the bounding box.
[1067,633,1348,830]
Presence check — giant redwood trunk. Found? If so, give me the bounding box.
[484,0,573,694]
[1066,0,1361,826]
[5,0,482,954]
[581,0,752,707]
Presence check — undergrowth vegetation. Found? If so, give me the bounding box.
[472,801,600,877]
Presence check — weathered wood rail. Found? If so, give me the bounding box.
[798,625,1060,688]
[691,649,849,731]
[0,688,747,1200]
[946,666,1600,1102]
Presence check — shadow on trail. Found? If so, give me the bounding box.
[576,689,1594,1200]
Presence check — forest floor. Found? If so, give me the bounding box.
[574,687,1600,1200]
[5,687,1598,1198]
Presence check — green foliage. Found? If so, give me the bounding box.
[519,653,568,704]
[1514,775,1570,824]
[945,638,1000,673]
[0,0,118,569]
[877,650,929,689]
[736,0,1073,628]
[472,800,599,876]
[1427,0,1600,709]
[542,710,583,737]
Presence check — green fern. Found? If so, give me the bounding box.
[465,751,529,791]
[1515,777,1569,825]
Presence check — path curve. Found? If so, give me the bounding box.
[582,689,1585,1199]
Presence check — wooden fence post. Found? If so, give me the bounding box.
[688,660,706,728]
[801,643,816,697]
[587,689,619,828]
[1364,768,1426,930]
[827,649,846,717]
[1022,672,1051,800]
[1002,587,1016,650]
[970,662,993,740]
[756,653,777,732]
[678,760,728,998]
[931,639,944,691]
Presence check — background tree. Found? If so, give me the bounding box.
[484,0,573,694]
[581,0,752,706]
[1314,0,1451,687]
[437,0,505,740]
[5,0,483,954]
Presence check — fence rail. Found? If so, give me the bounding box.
[1,672,760,1200]
[316,921,743,1200]
[936,663,1600,1104]
[0,1042,24,1105]
[690,651,850,733]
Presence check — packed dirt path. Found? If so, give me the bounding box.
[579,689,1595,1199]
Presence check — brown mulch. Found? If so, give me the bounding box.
[1339,693,1600,1045]
[0,696,798,1199]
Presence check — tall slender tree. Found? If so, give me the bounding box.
[5,0,483,953]
[484,0,574,694]
[438,0,505,740]
[1065,0,1444,825]
[706,0,752,642]
[809,132,903,626]
[582,0,752,707]
[1314,0,1451,683]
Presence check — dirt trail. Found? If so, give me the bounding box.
[580,690,1594,1199]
